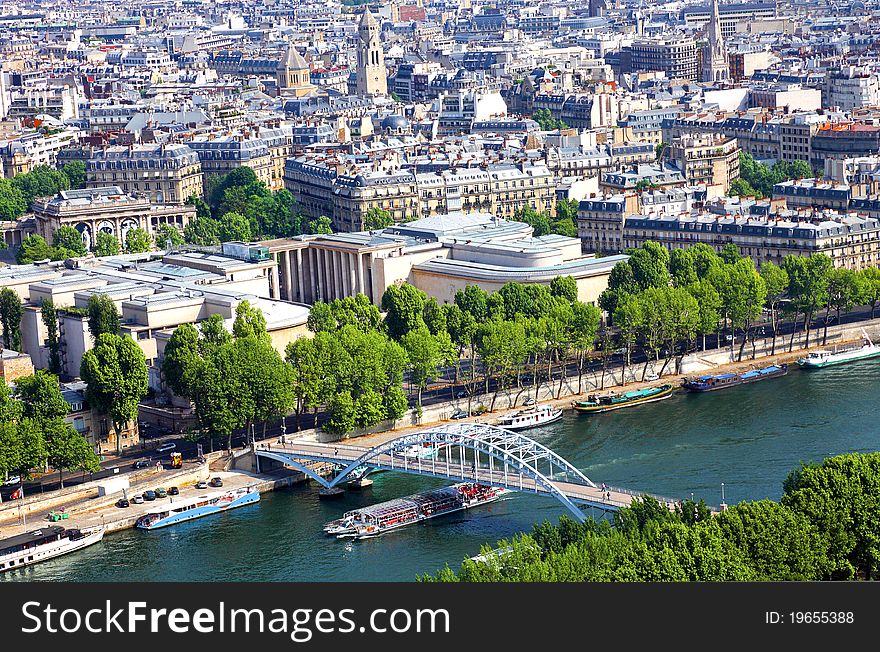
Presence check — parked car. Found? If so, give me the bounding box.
[131,459,151,470]
[209,477,223,487]
[156,442,176,454]
[195,480,208,489]
[451,408,468,420]
[168,486,179,496]
[2,475,21,486]
[142,490,157,501]
[523,397,536,406]
[645,373,660,382]
[155,487,167,498]
[132,495,144,504]
[115,498,130,508]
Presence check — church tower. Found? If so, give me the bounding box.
[277,42,315,97]
[701,0,729,83]
[356,10,387,96]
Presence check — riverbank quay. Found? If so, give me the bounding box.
[295,317,880,450]
[0,463,309,540]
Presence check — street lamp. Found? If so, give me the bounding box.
[721,482,726,504]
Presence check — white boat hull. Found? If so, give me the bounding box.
[0,528,104,573]
[498,410,563,430]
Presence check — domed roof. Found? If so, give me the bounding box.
[381,114,410,131]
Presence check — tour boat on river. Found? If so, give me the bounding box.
[496,404,563,430]
[135,486,260,530]
[324,483,510,539]
[682,364,788,392]
[797,331,880,369]
[0,525,104,572]
[573,383,674,414]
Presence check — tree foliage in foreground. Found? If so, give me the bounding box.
[423,452,880,582]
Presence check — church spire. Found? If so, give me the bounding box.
[702,0,729,83]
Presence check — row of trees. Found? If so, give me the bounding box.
[425,452,880,582]
[600,241,880,377]
[0,371,101,489]
[0,162,85,223]
[15,224,160,264]
[162,301,297,450]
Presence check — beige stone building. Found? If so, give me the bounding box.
[188,136,274,191]
[283,158,557,232]
[32,187,195,252]
[666,133,740,193]
[0,348,34,384]
[263,214,625,307]
[86,144,204,205]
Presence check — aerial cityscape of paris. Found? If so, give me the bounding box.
[0,0,879,592]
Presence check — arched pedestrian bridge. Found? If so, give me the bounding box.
[255,423,684,523]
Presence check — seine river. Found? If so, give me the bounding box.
[6,359,880,582]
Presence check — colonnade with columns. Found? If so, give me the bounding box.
[270,246,373,305]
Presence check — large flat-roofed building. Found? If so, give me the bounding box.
[626,39,699,82]
[811,124,880,170]
[86,144,204,204]
[262,213,625,307]
[620,211,880,270]
[0,245,307,394]
[31,187,195,252]
[682,2,778,37]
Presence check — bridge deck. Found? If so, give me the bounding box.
[257,440,682,513]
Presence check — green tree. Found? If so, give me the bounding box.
[87,293,120,341]
[687,279,722,350]
[79,333,149,455]
[161,323,201,397]
[43,417,100,488]
[861,267,880,319]
[307,301,335,333]
[599,260,637,315]
[218,211,252,243]
[208,167,260,208]
[184,215,221,246]
[550,276,578,303]
[15,370,69,421]
[454,285,489,324]
[186,194,212,220]
[669,248,697,287]
[715,500,829,580]
[0,178,28,221]
[510,205,552,236]
[783,254,832,350]
[782,453,880,580]
[728,178,760,198]
[8,418,48,482]
[41,298,62,374]
[759,262,789,356]
[823,267,865,344]
[124,227,152,253]
[719,242,741,265]
[52,225,87,257]
[16,234,53,264]
[324,391,355,435]
[11,165,69,204]
[531,108,568,131]
[402,327,451,409]
[232,300,270,342]
[307,216,334,235]
[155,223,184,249]
[362,207,393,231]
[94,231,120,257]
[61,161,86,189]
[285,336,325,430]
[0,287,23,351]
[570,301,601,393]
[627,241,671,290]
[381,283,427,340]
[422,298,447,336]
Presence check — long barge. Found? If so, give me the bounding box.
[324,483,510,539]
[682,363,787,392]
[573,383,674,414]
[0,526,104,573]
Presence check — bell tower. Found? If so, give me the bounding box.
[356,10,387,96]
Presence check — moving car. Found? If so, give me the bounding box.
[209,477,223,487]
[116,498,130,508]
[131,460,151,470]
[2,475,21,486]
[142,490,157,501]
[156,442,176,454]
